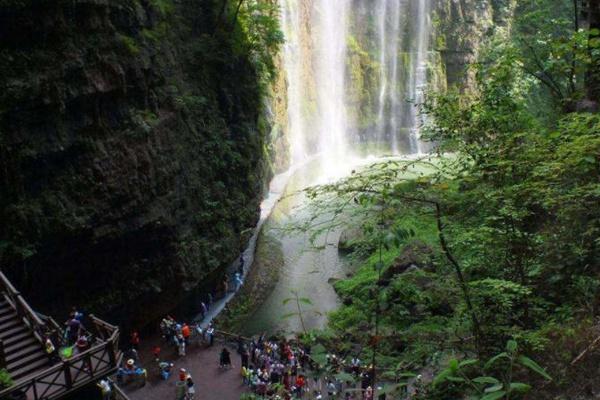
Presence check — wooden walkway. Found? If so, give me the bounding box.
[0,270,121,400]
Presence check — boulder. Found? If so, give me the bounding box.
[337,227,365,253]
[379,240,436,284]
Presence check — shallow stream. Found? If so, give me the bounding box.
[240,158,355,335]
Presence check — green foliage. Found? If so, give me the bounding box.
[148,0,174,16]
[291,5,599,398]
[0,369,13,389]
[513,0,592,109]
[117,33,140,55]
[432,341,551,399]
[234,0,284,83]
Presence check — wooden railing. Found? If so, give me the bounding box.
[0,270,50,344]
[0,317,120,400]
[0,302,121,400]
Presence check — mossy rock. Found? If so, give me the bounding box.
[379,240,436,284]
[337,227,365,253]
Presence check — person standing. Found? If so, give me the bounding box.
[186,375,196,400]
[177,334,186,357]
[206,324,215,347]
[130,330,140,350]
[181,323,191,346]
[234,272,243,291]
[295,374,306,398]
[220,347,231,369]
[44,337,58,363]
[238,254,245,275]
[65,316,82,345]
[241,345,250,369]
[96,379,111,400]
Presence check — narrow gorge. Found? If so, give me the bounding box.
[1,0,599,399]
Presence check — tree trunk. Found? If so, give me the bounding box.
[586,0,600,106]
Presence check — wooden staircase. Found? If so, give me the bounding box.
[0,270,122,400]
[0,295,49,381]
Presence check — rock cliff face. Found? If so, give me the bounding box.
[0,0,272,326]
[432,0,515,89]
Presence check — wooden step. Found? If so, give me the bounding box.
[0,306,14,318]
[0,311,18,325]
[5,336,37,354]
[6,342,43,363]
[8,350,48,373]
[0,318,22,334]
[9,356,49,381]
[2,330,32,347]
[0,324,27,340]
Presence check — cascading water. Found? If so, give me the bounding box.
[314,0,350,175]
[242,0,434,334]
[281,0,432,162]
[281,0,307,165]
[406,0,432,154]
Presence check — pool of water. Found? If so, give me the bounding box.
[240,158,355,335]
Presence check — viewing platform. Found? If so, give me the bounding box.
[0,270,121,400]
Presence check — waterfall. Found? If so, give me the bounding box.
[407,0,431,154]
[281,0,306,165]
[314,0,350,174]
[280,0,431,166]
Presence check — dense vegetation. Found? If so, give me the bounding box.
[298,1,600,398]
[0,0,282,326]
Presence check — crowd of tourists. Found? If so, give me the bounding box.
[237,334,379,399]
[94,253,393,399]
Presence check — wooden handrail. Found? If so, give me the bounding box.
[0,322,121,399]
[0,270,47,344]
[0,271,121,400]
[90,314,118,332]
[112,382,132,400]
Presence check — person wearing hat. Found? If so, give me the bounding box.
[179,368,187,382]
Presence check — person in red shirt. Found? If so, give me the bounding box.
[179,368,187,382]
[152,346,161,361]
[295,374,305,398]
[181,323,191,345]
[130,330,140,350]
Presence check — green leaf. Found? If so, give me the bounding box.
[485,352,510,369]
[447,376,466,383]
[280,312,297,320]
[484,384,504,393]
[432,369,452,386]
[583,156,596,164]
[298,297,313,305]
[506,340,517,352]
[517,356,552,381]
[380,383,406,394]
[480,391,506,400]
[459,359,478,368]
[335,372,356,383]
[509,382,531,393]
[449,359,459,371]
[473,377,501,385]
